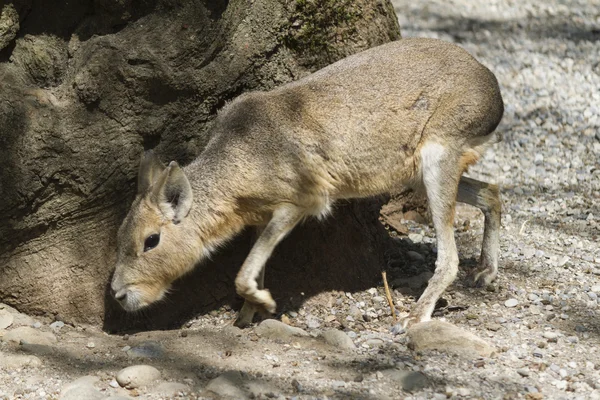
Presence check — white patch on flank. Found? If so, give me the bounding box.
[305,196,332,220]
[420,141,446,215]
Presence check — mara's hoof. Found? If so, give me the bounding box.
[399,314,426,329]
[466,265,497,288]
[253,289,277,315]
[234,302,258,328]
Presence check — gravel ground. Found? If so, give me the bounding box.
[1,0,599,399]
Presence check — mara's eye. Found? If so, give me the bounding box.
[144,233,160,252]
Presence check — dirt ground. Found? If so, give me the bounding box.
[1,0,600,399]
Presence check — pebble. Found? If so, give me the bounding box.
[116,365,161,389]
[322,329,356,350]
[408,233,424,243]
[525,385,539,393]
[348,306,362,320]
[523,247,536,258]
[363,338,384,348]
[291,378,303,392]
[0,310,14,329]
[306,315,321,329]
[49,321,64,330]
[557,256,570,267]
[517,368,530,377]
[543,331,559,341]
[255,319,309,340]
[556,380,568,390]
[528,293,539,301]
[505,299,519,308]
[529,305,541,315]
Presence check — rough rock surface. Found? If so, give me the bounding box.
[0,4,19,50]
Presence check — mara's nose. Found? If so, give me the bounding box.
[110,281,128,303]
[113,288,128,302]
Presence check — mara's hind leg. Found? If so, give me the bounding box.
[457,176,501,287]
[402,142,461,328]
[234,204,304,328]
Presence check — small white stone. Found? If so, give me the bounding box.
[116,365,161,389]
[0,310,14,330]
[505,298,519,308]
[408,233,424,243]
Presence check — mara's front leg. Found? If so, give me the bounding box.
[233,205,303,328]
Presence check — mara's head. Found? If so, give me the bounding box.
[111,151,200,312]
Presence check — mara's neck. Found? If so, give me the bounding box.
[181,155,246,255]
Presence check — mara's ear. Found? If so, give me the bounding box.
[150,161,193,224]
[138,150,166,195]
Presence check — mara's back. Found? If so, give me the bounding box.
[206,38,503,200]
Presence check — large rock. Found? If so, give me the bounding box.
[116,365,161,389]
[1,326,56,346]
[407,321,497,358]
[255,319,309,340]
[0,0,401,331]
[322,329,356,350]
[0,309,13,329]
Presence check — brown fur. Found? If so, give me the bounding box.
[111,38,504,327]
